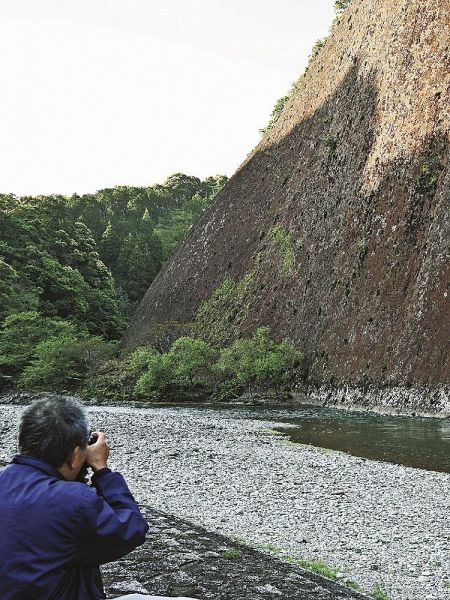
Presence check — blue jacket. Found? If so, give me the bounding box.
[0,455,149,600]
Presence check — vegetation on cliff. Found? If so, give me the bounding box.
[260,0,353,134]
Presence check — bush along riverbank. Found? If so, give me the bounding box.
[84,326,302,404]
[0,315,303,404]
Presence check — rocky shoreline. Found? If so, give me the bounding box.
[2,385,450,419]
[1,402,449,599]
[304,385,450,419]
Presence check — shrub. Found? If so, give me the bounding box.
[126,346,159,372]
[134,352,174,398]
[210,378,245,402]
[81,346,157,402]
[169,337,218,386]
[218,327,302,394]
[84,330,303,403]
[371,586,391,600]
[18,333,115,391]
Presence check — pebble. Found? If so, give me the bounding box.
[1,402,450,600]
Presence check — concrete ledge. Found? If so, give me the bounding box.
[102,506,369,600]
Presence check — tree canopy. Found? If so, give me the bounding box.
[0,173,228,336]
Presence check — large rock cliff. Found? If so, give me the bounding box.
[124,0,449,409]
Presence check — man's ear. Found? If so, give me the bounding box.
[68,446,83,471]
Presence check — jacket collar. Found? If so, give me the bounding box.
[12,454,64,480]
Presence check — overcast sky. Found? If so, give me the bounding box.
[0,0,334,196]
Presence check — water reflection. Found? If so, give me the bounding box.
[189,404,450,474]
[265,406,450,473]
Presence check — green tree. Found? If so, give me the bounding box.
[169,337,218,386]
[0,311,75,375]
[81,346,158,402]
[115,216,163,303]
[218,327,302,394]
[0,195,124,337]
[134,352,174,397]
[0,173,227,340]
[19,333,115,391]
[0,258,38,321]
[163,173,202,207]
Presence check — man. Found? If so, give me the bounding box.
[0,397,195,600]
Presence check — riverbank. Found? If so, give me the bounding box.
[305,384,450,419]
[2,385,450,419]
[1,403,449,599]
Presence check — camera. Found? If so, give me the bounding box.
[76,434,98,484]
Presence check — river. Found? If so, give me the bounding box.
[198,404,450,474]
[1,401,449,599]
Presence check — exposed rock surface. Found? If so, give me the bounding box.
[123,0,449,404]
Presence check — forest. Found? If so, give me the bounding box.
[0,173,239,394]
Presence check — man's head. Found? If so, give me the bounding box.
[19,397,90,479]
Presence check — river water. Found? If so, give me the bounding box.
[3,399,450,473]
[163,403,450,474]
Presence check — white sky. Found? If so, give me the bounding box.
[0,0,334,196]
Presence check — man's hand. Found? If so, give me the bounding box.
[85,431,110,472]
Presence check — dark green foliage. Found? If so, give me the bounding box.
[169,337,219,386]
[0,310,115,391]
[218,327,302,394]
[0,311,74,375]
[0,172,228,393]
[210,378,245,402]
[0,173,227,336]
[135,337,218,399]
[134,352,174,398]
[84,326,305,403]
[0,258,38,319]
[114,222,163,303]
[81,346,157,401]
[133,328,302,402]
[72,173,227,302]
[0,194,124,337]
[19,333,116,391]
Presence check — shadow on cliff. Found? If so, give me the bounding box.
[123,57,449,388]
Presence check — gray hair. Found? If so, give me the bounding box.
[19,397,90,468]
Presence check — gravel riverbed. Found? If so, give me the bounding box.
[1,403,449,600]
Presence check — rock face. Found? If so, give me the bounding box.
[124,0,449,396]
